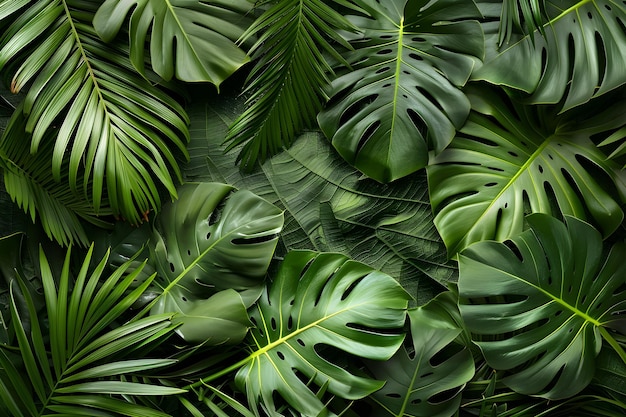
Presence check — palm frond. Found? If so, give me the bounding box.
[499,0,546,45]
[0,0,190,225]
[224,0,357,170]
[0,242,184,416]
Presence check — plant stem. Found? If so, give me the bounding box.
[599,326,626,364]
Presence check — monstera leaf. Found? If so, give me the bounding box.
[367,291,475,417]
[184,91,456,304]
[233,251,411,417]
[428,85,625,256]
[94,0,252,85]
[458,214,626,399]
[149,182,284,344]
[473,0,626,111]
[318,0,483,182]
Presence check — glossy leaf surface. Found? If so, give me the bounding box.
[474,0,626,111]
[428,86,625,256]
[235,250,411,416]
[318,0,483,182]
[94,0,252,85]
[150,182,284,344]
[367,291,475,417]
[458,214,626,399]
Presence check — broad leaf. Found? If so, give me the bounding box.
[458,214,626,399]
[234,250,411,417]
[94,0,252,85]
[184,92,456,304]
[473,0,626,111]
[428,85,625,256]
[0,0,190,225]
[224,0,356,170]
[149,182,284,344]
[318,0,484,182]
[367,291,475,417]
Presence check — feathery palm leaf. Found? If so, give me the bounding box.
[0,0,190,225]
[224,0,357,170]
[498,0,546,45]
[474,0,626,112]
[0,243,184,416]
[93,0,252,85]
[0,107,111,246]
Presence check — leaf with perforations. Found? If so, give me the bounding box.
[427,85,626,257]
[234,250,411,417]
[473,0,626,112]
[458,214,626,399]
[318,0,483,182]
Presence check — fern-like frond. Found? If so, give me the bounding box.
[0,0,190,225]
[499,0,546,45]
[224,0,357,170]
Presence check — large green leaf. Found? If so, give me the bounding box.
[0,0,190,225]
[318,0,484,182]
[427,85,625,257]
[148,182,284,344]
[185,91,456,304]
[224,0,356,170]
[473,0,626,111]
[366,291,475,417]
[93,0,252,85]
[0,243,184,416]
[458,214,626,399]
[232,250,411,416]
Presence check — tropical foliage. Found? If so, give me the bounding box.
[0,0,625,416]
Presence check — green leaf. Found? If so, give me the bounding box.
[185,92,455,304]
[224,0,356,170]
[427,85,625,257]
[318,0,484,182]
[458,214,626,399]
[148,182,284,344]
[366,291,475,417]
[234,250,411,416]
[55,380,185,395]
[0,0,190,225]
[473,0,626,111]
[93,0,252,85]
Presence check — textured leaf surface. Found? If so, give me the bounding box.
[94,0,251,84]
[184,92,456,304]
[458,214,626,399]
[473,0,626,111]
[428,85,625,256]
[149,182,284,344]
[235,250,411,416]
[319,0,483,182]
[367,291,475,417]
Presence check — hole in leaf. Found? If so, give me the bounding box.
[417,86,445,114]
[297,338,306,347]
[407,108,427,138]
[555,310,563,317]
[339,94,377,125]
[503,240,524,262]
[488,166,505,172]
[581,295,587,304]
[409,52,423,61]
[206,232,211,240]
[356,121,381,154]
[412,36,426,42]
[430,343,465,367]
[341,276,365,300]
[169,262,175,273]
[182,296,187,302]
[187,249,191,255]
[538,164,544,173]
[277,351,285,360]
[376,66,390,74]
[485,182,497,187]
[508,151,518,157]
[605,4,612,10]
[540,47,548,75]
[469,136,498,147]
[386,393,402,398]
[587,12,593,19]
[595,32,606,89]
[315,267,339,306]
[411,398,423,405]
[287,315,293,330]
[271,317,277,331]
[543,181,562,222]
[429,386,463,404]
[250,316,257,326]
[300,258,315,280]
[380,35,393,39]
[232,234,277,245]
[377,49,393,55]
[542,365,566,394]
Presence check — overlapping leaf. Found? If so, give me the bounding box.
[428,85,625,257]
[318,0,483,182]
[224,0,356,170]
[458,214,626,399]
[94,0,252,85]
[185,93,456,304]
[0,243,184,416]
[0,0,190,225]
[367,291,475,417]
[233,251,411,416]
[473,0,626,111]
[148,182,284,344]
